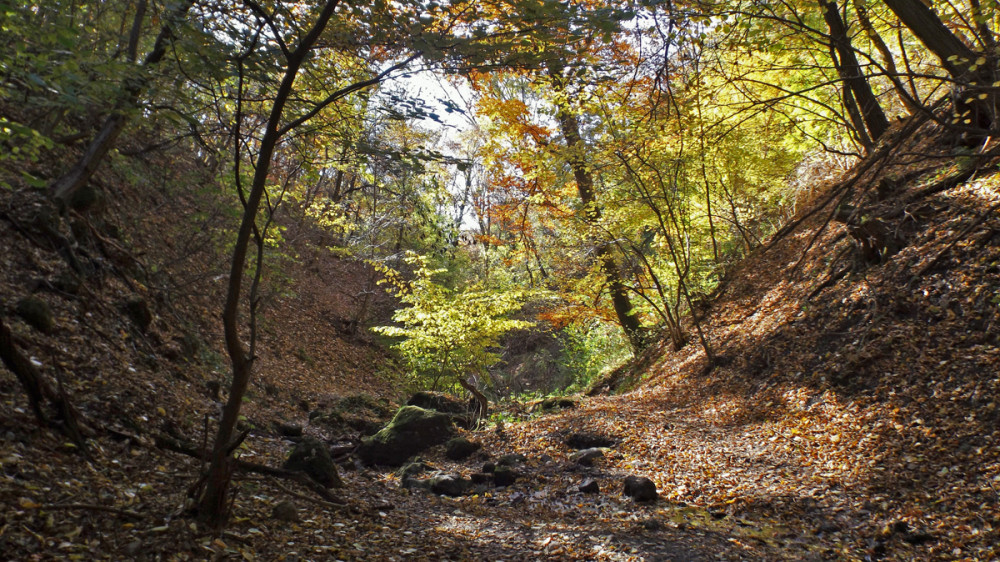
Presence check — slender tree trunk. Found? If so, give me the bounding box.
[48,0,195,205]
[555,108,646,352]
[853,0,920,113]
[197,0,342,527]
[821,0,889,143]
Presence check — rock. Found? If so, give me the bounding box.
[271,500,299,523]
[429,474,472,497]
[623,475,657,502]
[639,517,664,531]
[578,479,600,494]
[122,297,152,332]
[903,532,934,545]
[565,431,616,450]
[283,437,342,488]
[67,183,104,212]
[497,453,527,467]
[277,422,304,438]
[493,465,517,487]
[569,448,604,466]
[482,462,496,473]
[402,477,431,491]
[406,391,468,414]
[445,437,481,460]
[397,459,433,479]
[15,297,54,334]
[470,472,493,485]
[357,406,457,466]
[528,395,579,413]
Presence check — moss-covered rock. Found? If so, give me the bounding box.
[358,406,456,466]
[445,437,481,460]
[311,394,394,437]
[406,391,468,414]
[283,437,342,488]
[15,297,54,334]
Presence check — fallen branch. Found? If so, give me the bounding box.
[268,477,346,510]
[154,432,345,505]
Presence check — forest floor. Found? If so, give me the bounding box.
[2,119,1000,560]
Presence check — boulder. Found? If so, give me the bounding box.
[277,422,304,438]
[578,479,600,494]
[283,438,342,488]
[406,391,468,414]
[15,297,54,334]
[357,406,456,466]
[497,453,527,467]
[429,474,472,497]
[569,448,604,466]
[623,475,657,502]
[493,466,517,487]
[565,431,616,450]
[397,459,433,479]
[122,297,152,332]
[445,437,481,460]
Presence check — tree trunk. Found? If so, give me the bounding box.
[884,0,996,130]
[555,108,646,352]
[883,0,978,78]
[457,376,489,424]
[821,0,889,144]
[853,0,920,113]
[48,0,195,205]
[197,0,342,527]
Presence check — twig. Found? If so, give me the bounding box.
[39,503,143,520]
[267,477,346,510]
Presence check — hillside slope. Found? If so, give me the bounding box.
[476,115,1000,559]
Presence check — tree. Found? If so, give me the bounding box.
[820,0,889,147]
[196,0,417,526]
[548,64,647,352]
[47,0,196,206]
[374,253,533,418]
